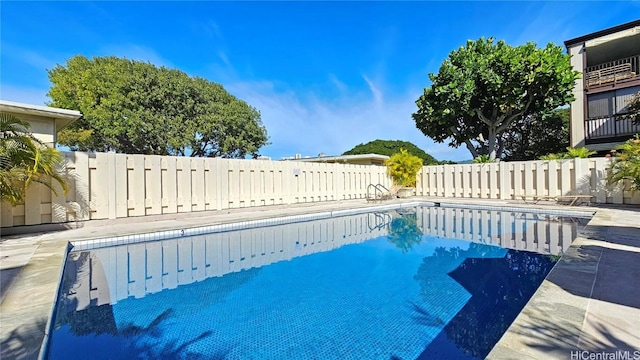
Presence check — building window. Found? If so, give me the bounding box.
[585,86,640,140]
[587,86,640,120]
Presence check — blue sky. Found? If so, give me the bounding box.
[1,2,638,161]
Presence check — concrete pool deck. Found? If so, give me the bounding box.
[0,197,638,359]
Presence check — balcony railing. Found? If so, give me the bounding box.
[585,55,639,88]
[585,115,640,142]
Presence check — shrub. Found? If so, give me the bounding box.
[472,155,493,163]
[385,149,423,187]
[607,135,640,192]
[539,147,595,160]
[540,153,564,160]
[566,147,596,158]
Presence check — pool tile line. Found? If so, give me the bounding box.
[441,202,595,217]
[70,201,435,250]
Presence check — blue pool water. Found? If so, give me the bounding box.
[46,205,590,359]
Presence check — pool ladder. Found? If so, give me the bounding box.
[366,183,393,202]
[367,212,392,231]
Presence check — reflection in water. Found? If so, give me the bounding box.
[414,243,556,359]
[409,302,446,328]
[60,207,583,311]
[48,206,590,360]
[50,307,221,360]
[387,209,424,253]
[59,214,390,312]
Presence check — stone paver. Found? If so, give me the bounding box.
[1,198,639,360]
[488,206,640,360]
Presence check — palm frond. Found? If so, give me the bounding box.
[1,112,69,204]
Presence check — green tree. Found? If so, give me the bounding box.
[502,108,569,161]
[47,55,268,158]
[385,149,423,187]
[1,113,67,204]
[343,139,439,165]
[412,38,579,161]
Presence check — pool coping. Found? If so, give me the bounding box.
[69,201,594,251]
[0,197,637,359]
[69,201,435,250]
[487,204,640,359]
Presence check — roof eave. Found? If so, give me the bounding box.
[0,100,82,131]
[564,19,640,49]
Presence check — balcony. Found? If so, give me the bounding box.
[585,115,640,144]
[585,55,639,88]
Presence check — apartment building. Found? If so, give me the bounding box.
[565,19,640,152]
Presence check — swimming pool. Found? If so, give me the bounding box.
[45,204,591,359]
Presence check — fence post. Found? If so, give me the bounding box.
[573,158,590,195]
[73,151,91,221]
[524,162,534,196]
[535,161,545,197]
[548,160,558,197]
[471,164,480,198]
[146,155,162,215]
[498,161,508,200]
[129,155,145,217]
[489,163,498,199]
[593,158,608,203]
[560,160,572,195]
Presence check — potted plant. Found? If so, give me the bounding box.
[385,148,423,197]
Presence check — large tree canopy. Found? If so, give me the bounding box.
[343,139,439,165]
[48,55,269,158]
[502,108,569,161]
[412,38,579,160]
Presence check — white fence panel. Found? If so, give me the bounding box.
[4,152,640,229]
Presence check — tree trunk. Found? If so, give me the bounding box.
[465,140,479,158]
[487,126,498,160]
[496,136,504,159]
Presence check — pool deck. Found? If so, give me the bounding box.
[1,197,638,359]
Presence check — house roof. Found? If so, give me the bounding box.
[564,19,640,48]
[283,153,389,163]
[0,99,82,131]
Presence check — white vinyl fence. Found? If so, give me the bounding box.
[1,152,391,228]
[416,157,637,204]
[1,152,638,229]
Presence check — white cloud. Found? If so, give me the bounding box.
[0,79,470,165]
[202,20,224,41]
[329,74,347,93]
[511,3,576,47]
[362,75,383,107]
[1,43,59,72]
[225,79,470,162]
[218,51,231,67]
